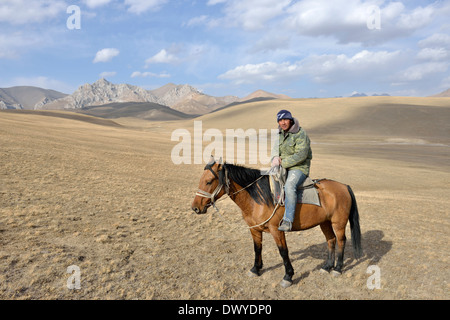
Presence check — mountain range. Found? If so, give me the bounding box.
[2,79,449,118]
[0,80,215,114]
[40,79,242,115]
[0,78,296,116]
[350,92,391,97]
[0,79,294,117]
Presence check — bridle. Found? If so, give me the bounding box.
[195,160,281,229]
[195,161,229,212]
[195,161,265,214]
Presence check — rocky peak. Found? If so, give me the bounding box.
[153,84,201,107]
[59,78,158,109]
[33,80,238,115]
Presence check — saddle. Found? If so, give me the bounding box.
[267,166,321,207]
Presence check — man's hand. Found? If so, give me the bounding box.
[271,156,281,167]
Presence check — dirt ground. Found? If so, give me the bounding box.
[0,98,449,300]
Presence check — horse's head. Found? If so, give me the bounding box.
[191,156,227,214]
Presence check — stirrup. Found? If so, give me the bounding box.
[278,219,292,232]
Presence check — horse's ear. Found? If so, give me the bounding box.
[218,157,223,164]
[207,155,215,165]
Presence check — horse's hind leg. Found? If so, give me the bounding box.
[320,221,336,273]
[332,226,346,275]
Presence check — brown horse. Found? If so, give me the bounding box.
[191,157,362,288]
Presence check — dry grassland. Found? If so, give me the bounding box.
[0,96,449,299]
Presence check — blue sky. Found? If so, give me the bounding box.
[1,0,449,98]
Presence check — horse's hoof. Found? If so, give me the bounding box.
[247,270,259,278]
[320,268,330,274]
[280,279,293,288]
[331,270,342,277]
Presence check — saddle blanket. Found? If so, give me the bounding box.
[270,175,321,207]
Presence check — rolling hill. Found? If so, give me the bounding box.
[431,88,450,97]
[239,89,291,101]
[195,96,450,143]
[75,102,196,121]
[0,86,67,110]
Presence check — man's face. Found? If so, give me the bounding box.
[278,118,291,131]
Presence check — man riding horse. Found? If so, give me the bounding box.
[192,112,362,285]
[271,110,313,232]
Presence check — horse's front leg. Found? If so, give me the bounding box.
[270,228,294,288]
[248,229,263,277]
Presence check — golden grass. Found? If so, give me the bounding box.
[0,96,449,299]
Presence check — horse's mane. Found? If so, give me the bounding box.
[221,163,273,207]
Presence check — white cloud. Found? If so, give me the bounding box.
[191,0,441,46]
[207,0,226,5]
[395,62,450,82]
[93,48,120,63]
[219,50,402,84]
[417,48,449,62]
[229,0,292,31]
[419,33,450,49]
[311,50,400,69]
[131,71,170,78]
[124,0,168,14]
[219,61,299,84]
[416,33,450,62]
[0,0,67,25]
[207,0,292,31]
[145,49,179,65]
[283,0,438,45]
[308,50,403,83]
[83,0,112,8]
[396,4,435,30]
[285,0,366,35]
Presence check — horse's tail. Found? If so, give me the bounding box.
[347,185,363,259]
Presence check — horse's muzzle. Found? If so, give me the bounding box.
[191,205,208,214]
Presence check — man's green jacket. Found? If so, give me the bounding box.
[272,118,312,176]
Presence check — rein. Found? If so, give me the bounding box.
[195,164,281,229]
